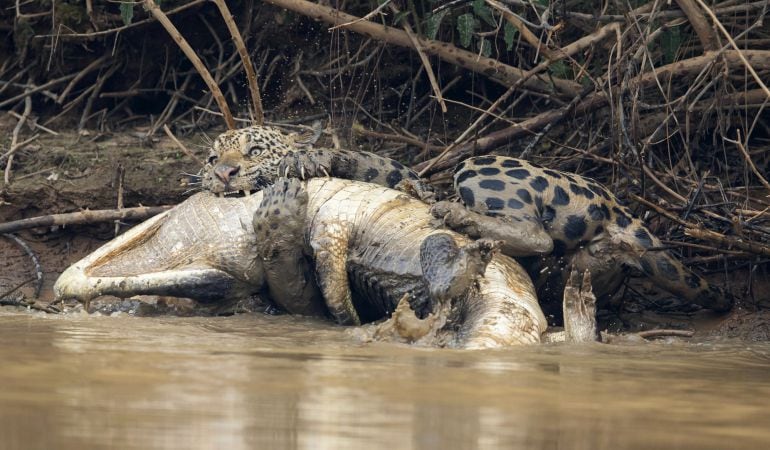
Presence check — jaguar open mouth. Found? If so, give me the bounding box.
[217,175,272,198]
[220,189,254,198]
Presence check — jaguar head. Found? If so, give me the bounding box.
[202,125,298,195]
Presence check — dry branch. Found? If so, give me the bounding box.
[630,194,770,258]
[212,0,264,125]
[415,50,770,174]
[263,0,581,97]
[142,0,236,129]
[0,206,173,234]
[673,0,719,51]
[487,0,558,60]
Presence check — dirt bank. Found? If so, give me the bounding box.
[0,122,210,306]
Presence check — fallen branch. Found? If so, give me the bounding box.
[630,193,770,258]
[352,123,443,152]
[673,0,719,51]
[415,50,770,174]
[0,206,173,234]
[418,21,620,175]
[263,0,581,97]
[693,0,770,99]
[636,329,695,339]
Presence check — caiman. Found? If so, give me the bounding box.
[54,177,583,349]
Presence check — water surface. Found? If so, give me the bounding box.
[1,310,768,449]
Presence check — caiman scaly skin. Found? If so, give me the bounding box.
[55,178,547,349]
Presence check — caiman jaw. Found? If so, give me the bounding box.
[54,193,264,306]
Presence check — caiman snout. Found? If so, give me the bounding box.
[214,163,240,184]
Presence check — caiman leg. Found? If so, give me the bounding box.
[562,268,600,343]
[420,233,499,303]
[309,218,361,325]
[430,201,553,257]
[252,179,326,317]
[377,234,500,344]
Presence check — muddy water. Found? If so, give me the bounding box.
[1,310,769,450]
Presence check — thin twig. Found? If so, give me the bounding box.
[692,0,770,98]
[142,0,236,129]
[212,0,264,125]
[724,130,770,192]
[163,124,204,167]
[2,234,43,298]
[4,94,32,185]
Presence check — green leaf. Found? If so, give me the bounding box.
[119,2,134,26]
[503,22,518,51]
[456,13,476,48]
[548,60,571,79]
[661,27,681,64]
[472,0,497,28]
[425,9,449,40]
[393,11,409,26]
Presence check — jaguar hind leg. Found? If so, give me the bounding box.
[562,268,601,343]
[252,178,326,317]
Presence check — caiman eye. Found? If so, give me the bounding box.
[207,154,218,164]
[246,143,262,157]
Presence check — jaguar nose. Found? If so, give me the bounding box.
[214,163,240,184]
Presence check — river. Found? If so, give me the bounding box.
[1,309,768,449]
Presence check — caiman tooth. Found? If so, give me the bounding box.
[218,192,225,198]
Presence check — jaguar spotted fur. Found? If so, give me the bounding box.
[201,125,430,197]
[431,155,733,314]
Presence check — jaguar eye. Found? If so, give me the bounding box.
[247,144,262,157]
[207,154,218,164]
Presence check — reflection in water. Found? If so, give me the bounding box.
[1,310,769,449]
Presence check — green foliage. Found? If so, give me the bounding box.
[423,1,527,56]
[472,0,497,28]
[56,2,88,27]
[503,22,518,51]
[120,2,134,26]
[425,9,449,40]
[661,27,681,64]
[393,10,410,26]
[456,13,476,48]
[548,60,571,79]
